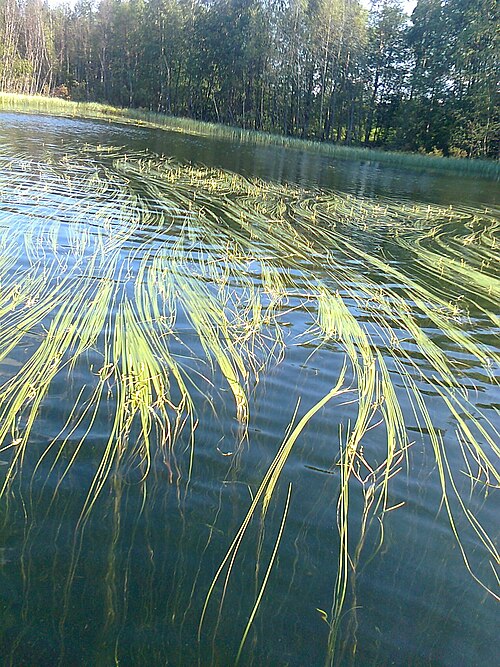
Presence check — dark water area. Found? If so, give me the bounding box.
[0,112,498,666]
[2,111,498,207]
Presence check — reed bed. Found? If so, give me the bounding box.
[0,139,498,664]
[1,92,499,179]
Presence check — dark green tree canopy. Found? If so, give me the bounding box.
[0,0,497,157]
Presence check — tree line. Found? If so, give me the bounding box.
[0,0,498,157]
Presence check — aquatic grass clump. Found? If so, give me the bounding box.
[1,92,499,179]
[0,142,498,664]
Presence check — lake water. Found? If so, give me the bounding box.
[0,112,498,666]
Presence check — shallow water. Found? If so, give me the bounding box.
[0,112,498,666]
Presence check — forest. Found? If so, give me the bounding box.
[0,0,498,158]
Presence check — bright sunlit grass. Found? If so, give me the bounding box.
[0,127,498,663]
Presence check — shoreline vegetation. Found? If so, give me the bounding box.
[1,92,498,180]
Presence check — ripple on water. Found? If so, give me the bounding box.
[0,114,498,667]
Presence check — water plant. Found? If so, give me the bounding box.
[0,137,498,664]
[1,92,499,180]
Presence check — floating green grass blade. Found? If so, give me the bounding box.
[0,137,498,665]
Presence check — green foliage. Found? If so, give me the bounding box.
[2,92,499,177]
[0,0,497,157]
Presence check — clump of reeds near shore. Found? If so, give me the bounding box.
[0,142,498,664]
[1,91,499,179]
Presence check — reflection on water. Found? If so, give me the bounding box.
[3,111,498,206]
[0,112,498,666]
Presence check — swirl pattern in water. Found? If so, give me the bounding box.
[0,137,498,666]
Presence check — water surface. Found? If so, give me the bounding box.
[0,112,498,666]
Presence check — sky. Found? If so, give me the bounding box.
[361,0,418,13]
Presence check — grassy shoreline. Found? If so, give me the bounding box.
[1,91,498,179]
